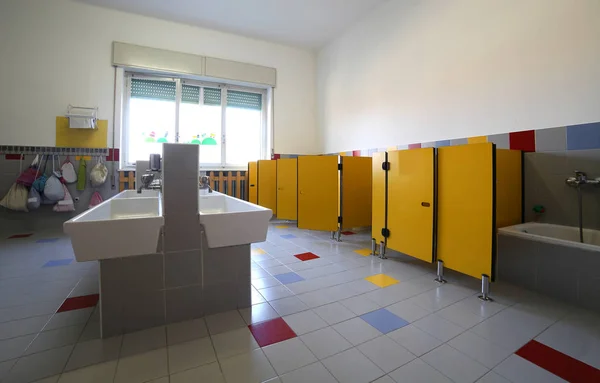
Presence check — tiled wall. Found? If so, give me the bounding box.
[275,122,600,229]
[523,128,600,229]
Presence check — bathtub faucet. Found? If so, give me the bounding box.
[566,171,600,187]
[565,171,599,243]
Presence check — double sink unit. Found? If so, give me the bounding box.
[64,144,272,337]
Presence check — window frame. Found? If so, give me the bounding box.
[121,72,269,170]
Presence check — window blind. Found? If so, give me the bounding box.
[182,85,200,104]
[131,79,176,101]
[227,90,262,110]
[204,88,221,106]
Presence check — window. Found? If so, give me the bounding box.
[122,74,268,168]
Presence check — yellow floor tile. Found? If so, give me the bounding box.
[251,248,266,255]
[275,225,289,229]
[354,248,373,257]
[365,273,400,288]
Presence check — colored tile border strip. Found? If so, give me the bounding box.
[516,340,600,383]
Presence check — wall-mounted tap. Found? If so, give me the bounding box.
[199,176,213,193]
[565,170,599,243]
[566,171,600,187]
[138,172,162,193]
[138,153,163,193]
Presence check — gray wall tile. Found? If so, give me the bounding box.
[163,215,202,252]
[162,143,199,181]
[162,177,198,216]
[535,127,566,152]
[450,138,468,146]
[524,150,600,229]
[535,242,580,303]
[165,286,203,323]
[203,285,238,314]
[165,250,202,288]
[488,133,510,149]
[122,290,166,333]
[496,235,538,290]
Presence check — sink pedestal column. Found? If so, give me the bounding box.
[97,144,251,338]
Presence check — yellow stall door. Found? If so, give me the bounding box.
[277,158,297,220]
[371,152,387,243]
[298,156,339,231]
[387,148,435,263]
[438,143,495,279]
[341,156,372,229]
[258,160,277,215]
[248,162,258,204]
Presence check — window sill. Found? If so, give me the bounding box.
[118,166,250,172]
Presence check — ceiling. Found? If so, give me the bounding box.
[75,0,387,49]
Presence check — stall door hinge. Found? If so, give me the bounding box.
[382,161,390,171]
[338,163,343,171]
[338,216,342,224]
[381,228,390,238]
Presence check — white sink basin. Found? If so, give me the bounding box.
[114,190,160,199]
[199,192,272,248]
[64,191,163,261]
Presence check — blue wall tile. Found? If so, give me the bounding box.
[435,140,451,147]
[567,122,600,150]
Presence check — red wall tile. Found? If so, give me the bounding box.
[509,130,536,152]
[352,150,361,157]
[272,154,281,160]
[106,148,120,162]
[5,154,22,160]
[408,143,422,149]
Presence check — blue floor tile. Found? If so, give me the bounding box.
[280,234,297,239]
[274,272,305,284]
[43,259,73,268]
[360,308,409,334]
[37,238,59,243]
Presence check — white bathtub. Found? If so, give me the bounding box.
[497,222,600,312]
[498,222,600,251]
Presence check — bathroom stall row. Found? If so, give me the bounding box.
[373,143,523,291]
[248,156,372,238]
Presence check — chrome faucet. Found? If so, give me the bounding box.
[565,170,600,243]
[199,176,213,193]
[565,171,599,186]
[137,172,162,193]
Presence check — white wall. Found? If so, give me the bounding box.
[0,0,318,155]
[317,0,600,153]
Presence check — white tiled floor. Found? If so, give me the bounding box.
[0,224,599,382]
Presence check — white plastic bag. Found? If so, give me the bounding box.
[90,157,108,187]
[44,156,65,201]
[27,187,41,210]
[61,156,77,184]
[53,185,75,212]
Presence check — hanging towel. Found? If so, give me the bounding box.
[77,158,87,191]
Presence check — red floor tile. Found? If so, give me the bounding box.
[8,233,33,239]
[516,340,600,383]
[249,317,296,347]
[57,294,99,313]
[294,252,320,261]
[341,231,356,235]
